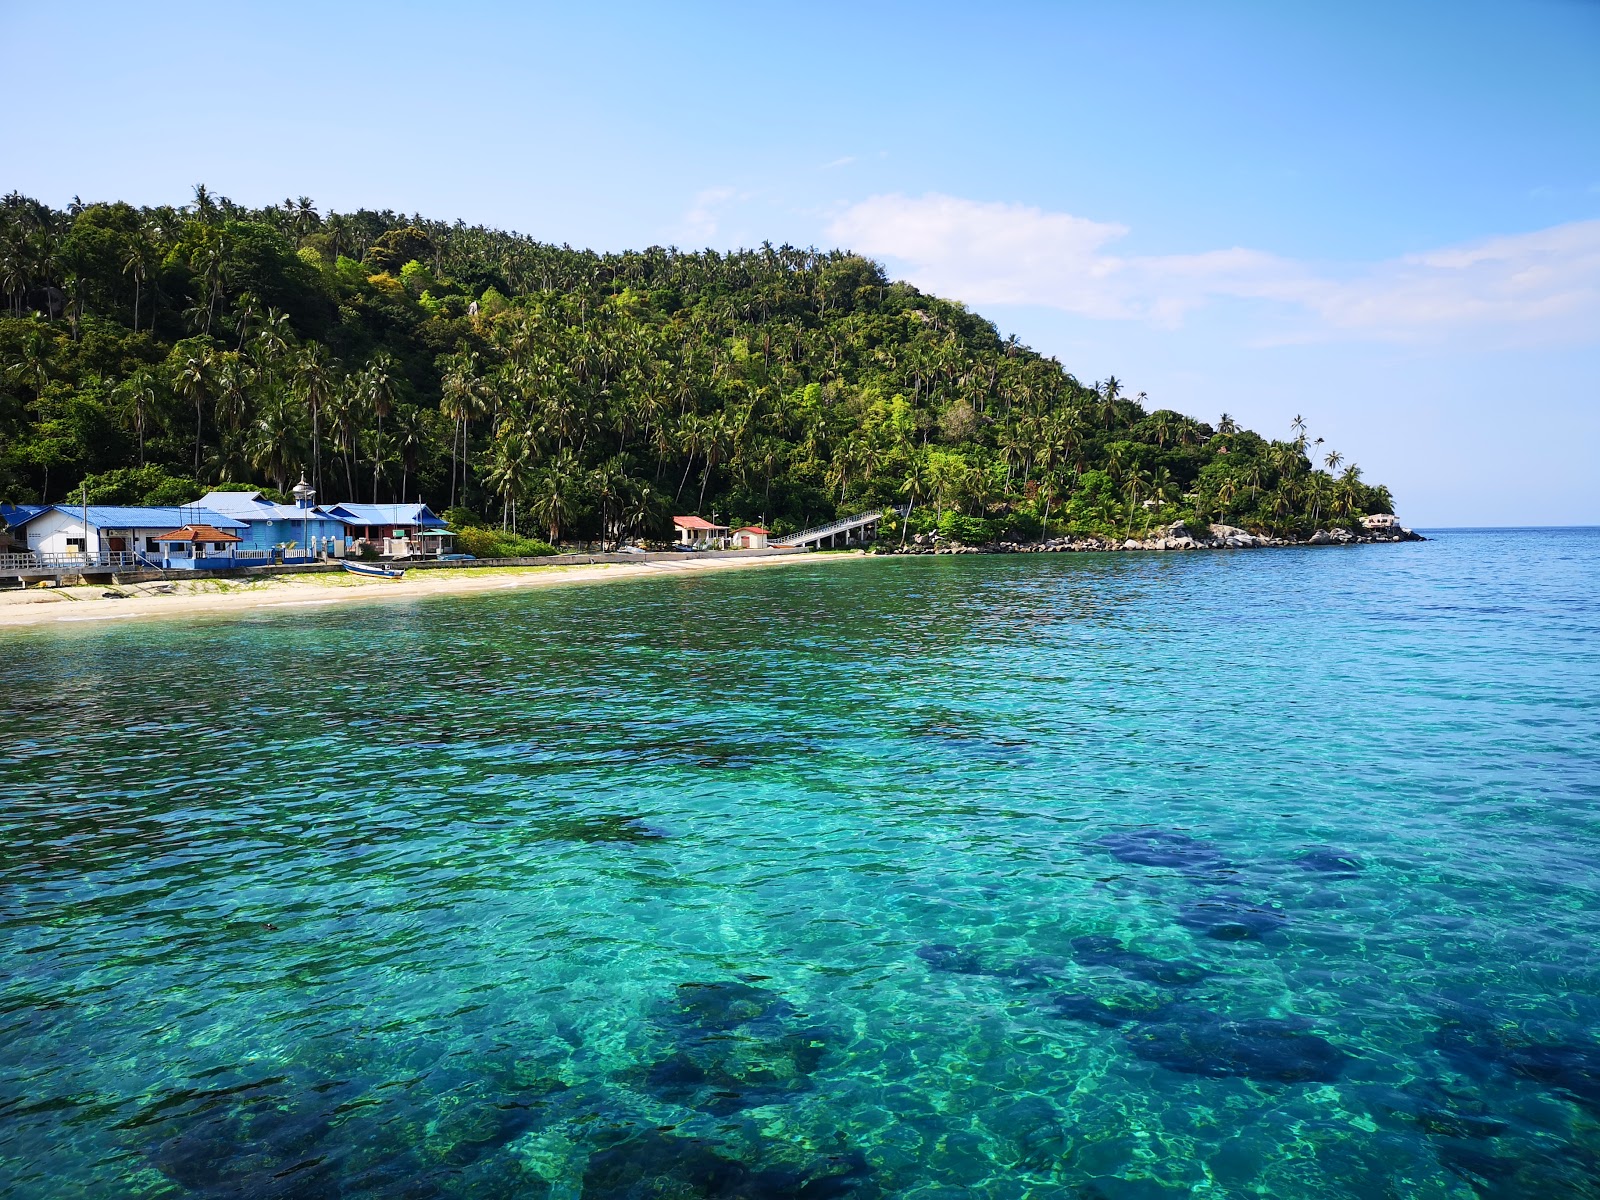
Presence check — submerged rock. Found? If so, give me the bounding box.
[1049,991,1173,1027]
[1176,895,1287,941]
[1123,1009,1348,1083]
[641,1025,829,1115]
[1370,1083,1508,1140]
[1096,829,1231,873]
[999,954,1072,991]
[1436,1140,1600,1200]
[1294,847,1365,876]
[1070,936,1212,987]
[533,813,666,843]
[1435,1016,1600,1115]
[582,1127,875,1199]
[916,943,990,976]
[647,981,828,1115]
[669,981,795,1031]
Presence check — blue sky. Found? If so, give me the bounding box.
[5,0,1597,525]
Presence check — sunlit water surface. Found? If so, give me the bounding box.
[3,530,1599,1199]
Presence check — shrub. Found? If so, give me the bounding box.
[452,526,557,559]
[1003,510,1043,542]
[937,512,994,545]
[80,465,197,506]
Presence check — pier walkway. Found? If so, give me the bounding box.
[775,506,906,549]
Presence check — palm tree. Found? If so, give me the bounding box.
[0,223,29,317]
[361,353,397,502]
[122,229,156,332]
[1098,376,1121,429]
[248,394,306,492]
[176,351,212,476]
[898,456,929,546]
[1334,464,1363,518]
[439,354,485,509]
[622,480,667,541]
[1122,469,1149,538]
[674,414,708,504]
[531,448,583,543]
[392,406,428,503]
[121,371,157,466]
[590,456,628,547]
[1217,476,1239,516]
[1324,448,1344,473]
[294,343,335,496]
[327,374,366,499]
[485,427,534,531]
[1308,472,1331,525]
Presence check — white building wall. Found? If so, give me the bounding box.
[25,512,216,559]
[25,510,90,555]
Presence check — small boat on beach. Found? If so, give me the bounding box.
[342,560,406,579]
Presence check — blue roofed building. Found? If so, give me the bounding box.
[1,503,47,552]
[321,502,453,558]
[195,490,351,559]
[7,504,251,568]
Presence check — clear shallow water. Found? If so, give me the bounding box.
[2,530,1598,1200]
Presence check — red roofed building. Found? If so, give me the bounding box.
[673,515,728,547]
[731,526,769,550]
[150,523,244,568]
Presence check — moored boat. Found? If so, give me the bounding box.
[342,560,406,579]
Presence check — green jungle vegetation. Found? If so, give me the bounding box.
[0,187,1393,547]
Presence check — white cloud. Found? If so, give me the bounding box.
[820,156,858,170]
[681,187,739,243]
[826,193,1600,344]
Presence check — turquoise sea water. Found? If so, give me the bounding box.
[3,530,1599,1199]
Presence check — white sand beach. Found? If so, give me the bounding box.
[0,552,856,630]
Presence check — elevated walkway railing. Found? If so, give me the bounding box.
[776,505,908,547]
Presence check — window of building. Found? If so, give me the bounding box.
[66,537,85,551]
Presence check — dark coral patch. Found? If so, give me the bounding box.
[1049,992,1172,1028]
[999,954,1072,991]
[1435,1016,1600,1115]
[1176,895,1287,941]
[916,943,989,976]
[1123,1009,1348,1083]
[532,813,666,844]
[641,1026,829,1115]
[1294,847,1365,875]
[1070,936,1212,987]
[670,981,795,1031]
[582,1127,875,1199]
[1096,829,1230,873]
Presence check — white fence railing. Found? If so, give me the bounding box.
[0,548,279,573]
[0,550,150,571]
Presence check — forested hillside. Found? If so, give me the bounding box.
[0,187,1393,545]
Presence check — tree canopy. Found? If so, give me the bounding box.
[0,187,1395,544]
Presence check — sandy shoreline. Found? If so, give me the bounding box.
[0,552,854,631]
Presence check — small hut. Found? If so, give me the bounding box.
[150,523,244,568]
[673,516,728,547]
[731,526,770,550]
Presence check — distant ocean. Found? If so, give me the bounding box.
[3,528,1597,1198]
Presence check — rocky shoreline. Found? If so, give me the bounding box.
[880,521,1425,555]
